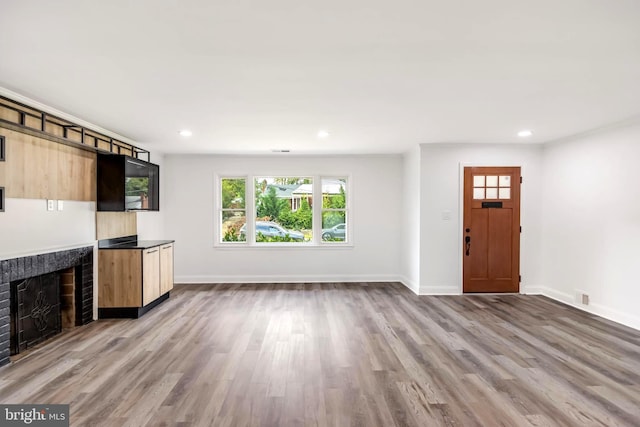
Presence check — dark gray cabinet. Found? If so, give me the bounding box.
[97,153,159,211]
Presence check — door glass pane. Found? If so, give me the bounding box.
[486,188,498,199]
[499,188,511,199]
[499,175,511,187]
[486,176,498,187]
[473,176,485,187]
[473,188,485,199]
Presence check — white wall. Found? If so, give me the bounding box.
[0,199,96,260]
[401,146,421,293]
[419,143,544,294]
[0,198,98,318]
[541,123,640,330]
[136,153,166,240]
[163,154,403,283]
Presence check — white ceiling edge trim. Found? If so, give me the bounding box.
[0,86,140,147]
[541,114,640,147]
[165,152,403,159]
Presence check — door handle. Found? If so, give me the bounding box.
[465,235,471,256]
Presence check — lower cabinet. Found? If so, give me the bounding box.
[160,243,174,295]
[98,243,174,318]
[142,247,160,306]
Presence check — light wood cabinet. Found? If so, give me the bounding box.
[142,248,161,306]
[0,127,96,201]
[160,244,174,295]
[98,249,142,308]
[95,212,137,240]
[98,242,174,318]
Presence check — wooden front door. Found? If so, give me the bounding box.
[463,167,521,293]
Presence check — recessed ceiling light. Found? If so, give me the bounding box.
[179,129,193,137]
[517,129,533,138]
[317,130,330,139]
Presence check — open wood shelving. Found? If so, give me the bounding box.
[0,94,150,161]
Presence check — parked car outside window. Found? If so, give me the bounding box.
[240,221,305,241]
[322,223,346,241]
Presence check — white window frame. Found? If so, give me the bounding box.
[215,174,352,247]
[217,175,249,245]
[320,177,349,244]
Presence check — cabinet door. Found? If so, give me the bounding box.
[0,128,96,201]
[142,248,161,305]
[160,243,174,295]
[98,249,142,307]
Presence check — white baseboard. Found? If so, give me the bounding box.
[520,284,545,294]
[176,274,401,284]
[418,285,460,295]
[539,286,640,331]
[538,286,573,304]
[398,276,419,295]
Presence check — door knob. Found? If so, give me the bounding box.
[465,235,471,256]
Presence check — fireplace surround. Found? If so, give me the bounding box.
[0,246,93,367]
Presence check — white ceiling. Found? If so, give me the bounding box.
[1,0,640,155]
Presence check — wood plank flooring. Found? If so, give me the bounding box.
[1,283,639,426]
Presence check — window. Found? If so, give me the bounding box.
[473,175,511,200]
[321,178,347,242]
[220,177,246,242]
[255,177,312,243]
[217,175,349,245]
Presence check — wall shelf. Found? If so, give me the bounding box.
[0,95,149,161]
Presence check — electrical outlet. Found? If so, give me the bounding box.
[57,200,64,211]
[575,290,590,305]
[47,200,55,211]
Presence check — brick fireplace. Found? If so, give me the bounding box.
[0,246,93,367]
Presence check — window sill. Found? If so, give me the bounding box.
[213,242,354,250]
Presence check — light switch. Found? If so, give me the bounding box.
[47,200,55,211]
[442,210,451,221]
[57,200,64,211]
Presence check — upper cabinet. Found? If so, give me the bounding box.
[97,153,159,211]
[0,127,96,201]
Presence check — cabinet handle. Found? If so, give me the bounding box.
[146,249,159,254]
[162,245,172,249]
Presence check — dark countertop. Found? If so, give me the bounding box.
[98,235,174,250]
